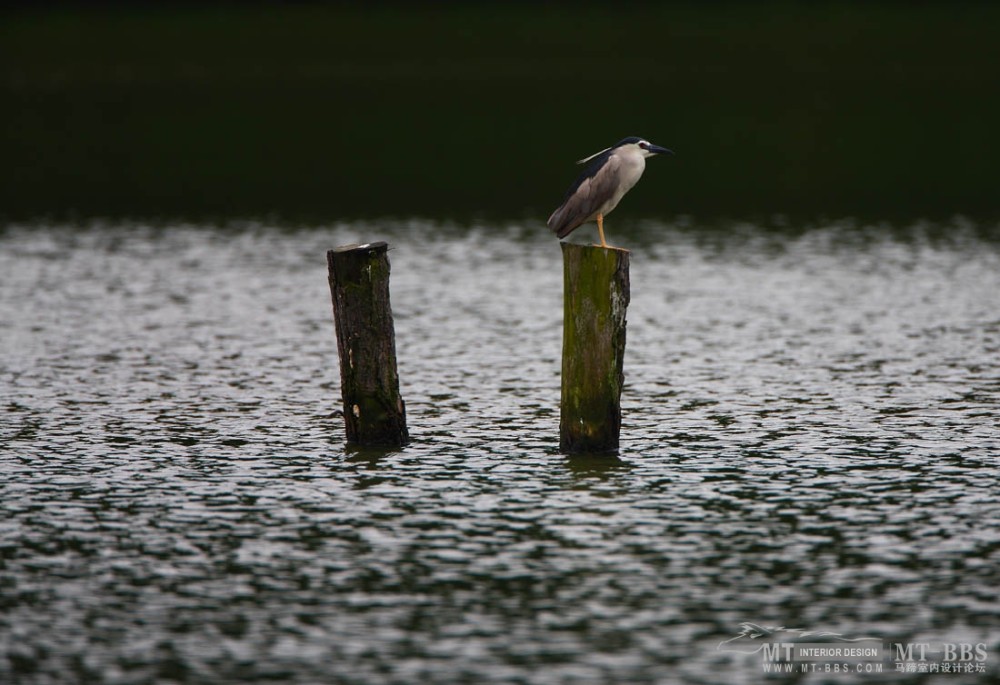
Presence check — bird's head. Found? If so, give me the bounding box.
[576,136,674,165]
[620,137,673,158]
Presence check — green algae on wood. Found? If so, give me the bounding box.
[559,243,630,453]
[327,242,408,447]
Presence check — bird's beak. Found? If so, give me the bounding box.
[649,145,673,156]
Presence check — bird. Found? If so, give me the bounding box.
[547,136,672,248]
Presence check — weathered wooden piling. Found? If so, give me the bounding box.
[326,242,408,447]
[560,243,630,453]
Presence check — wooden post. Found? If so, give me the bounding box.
[560,243,630,453]
[327,242,408,447]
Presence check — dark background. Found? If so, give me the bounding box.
[2,2,998,223]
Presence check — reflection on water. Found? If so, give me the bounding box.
[1,220,999,684]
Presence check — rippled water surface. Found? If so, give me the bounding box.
[2,220,999,684]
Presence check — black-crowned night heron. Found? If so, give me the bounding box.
[547,136,673,248]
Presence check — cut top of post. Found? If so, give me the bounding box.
[331,241,388,255]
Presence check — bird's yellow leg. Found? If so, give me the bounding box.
[597,213,608,248]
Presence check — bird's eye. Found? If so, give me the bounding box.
[639,141,649,149]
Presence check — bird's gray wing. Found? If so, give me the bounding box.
[547,155,621,238]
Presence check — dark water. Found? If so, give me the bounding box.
[2,220,999,684]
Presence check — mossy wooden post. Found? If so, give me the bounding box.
[327,242,408,447]
[560,243,630,453]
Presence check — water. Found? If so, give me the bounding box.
[1,219,999,684]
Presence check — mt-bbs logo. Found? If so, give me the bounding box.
[894,642,988,662]
[718,623,991,676]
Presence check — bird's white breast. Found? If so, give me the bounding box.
[600,146,647,215]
